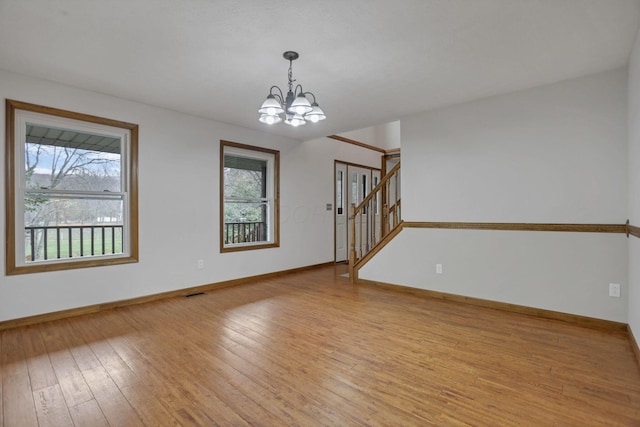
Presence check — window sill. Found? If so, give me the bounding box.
[6,255,139,275]
[220,242,279,253]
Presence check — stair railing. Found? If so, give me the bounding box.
[349,162,401,282]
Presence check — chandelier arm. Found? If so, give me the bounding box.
[269,86,285,105]
[293,84,305,96]
[304,91,317,103]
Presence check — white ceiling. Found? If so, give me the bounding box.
[1,0,639,141]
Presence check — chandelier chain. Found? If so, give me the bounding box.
[288,60,296,93]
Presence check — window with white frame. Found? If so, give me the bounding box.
[5,100,138,274]
[220,140,279,252]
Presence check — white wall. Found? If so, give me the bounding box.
[0,69,381,322]
[361,68,629,322]
[628,28,640,337]
[402,68,628,223]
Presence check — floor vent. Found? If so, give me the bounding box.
[184,292,206,298]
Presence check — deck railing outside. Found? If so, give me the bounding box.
[224,221,267,244]
[25,221,269,262]
[25,225,124,262]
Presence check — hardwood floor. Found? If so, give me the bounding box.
[1,264,639,426]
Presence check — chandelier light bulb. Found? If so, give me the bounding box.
[258,94,284,116]
[292,115,306,126]
[285,114,306,127]
[259,113,282,125]
[305,102,326,123]
[289,93,313,116]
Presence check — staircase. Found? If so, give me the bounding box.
[349,162,401,282]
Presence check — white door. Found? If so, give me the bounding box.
[335,163,348,262]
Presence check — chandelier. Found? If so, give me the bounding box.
[258,51,326,127]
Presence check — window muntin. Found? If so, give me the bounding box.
[220,141,279,252]
[6,100,138,274]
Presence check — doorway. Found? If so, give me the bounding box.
[335,161,381,262]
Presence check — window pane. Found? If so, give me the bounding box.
[223,200,267,223]
[352,172,358,205]
[362,174,367,214]
[362,174,367,199]
[223,157,266,199]
[223,201,269,244]
[24,195,124,262]
[374,176,379,214]
[25,123,122,192]
[336,170,343,215]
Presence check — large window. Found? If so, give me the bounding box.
[220,140,279,252]
[5,99,138,274]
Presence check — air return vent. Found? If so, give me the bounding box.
[184,292,206,298]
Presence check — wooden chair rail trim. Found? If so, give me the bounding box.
[0,261,334,331]
[404,221,628,234]
[327,135,387,154]
[356,277,629,332]
[629,223,640,239]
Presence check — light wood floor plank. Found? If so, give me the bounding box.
[21,326,57,391]
[1,328,38,426]
[38,322,95,409]
[2,374,38,427]
[1,264,639,425]
[32,384,73,427]
[67,399,109,427]
[82,365,144,426]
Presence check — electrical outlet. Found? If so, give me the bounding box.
[436,264,443,274]
[197,259,204,269]
[609,283,620,298]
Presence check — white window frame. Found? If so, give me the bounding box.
[5,99,139,274]
[220,140,279,252]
